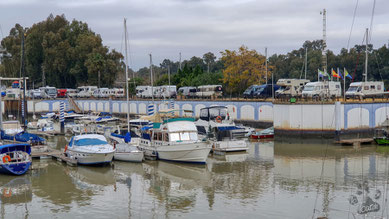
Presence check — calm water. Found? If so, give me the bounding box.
[1,137,389,219]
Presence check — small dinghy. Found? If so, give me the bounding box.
[0,143,31,175]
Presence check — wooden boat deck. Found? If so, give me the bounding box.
[31,147,77,166]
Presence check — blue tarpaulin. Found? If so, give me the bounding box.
[216,126,243,131]
[74,138,107,146]
[1,131,45,144]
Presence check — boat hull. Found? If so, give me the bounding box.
[375,137,389,146]
[156,142,211,164]
[212,140,248,152]
[67,150,114,165]
[251,134,274,139]
[114,152,144,162]
[0,162,31,175]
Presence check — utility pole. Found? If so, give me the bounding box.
[320,9,327,74]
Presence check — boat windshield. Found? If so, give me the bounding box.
[304,86,314,91]
[209,108,227,120]
[347,86,360,92]
[169,132,198,142]
[74,138,108,146]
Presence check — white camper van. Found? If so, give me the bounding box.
[158,85,176,98]
[136,86,152,98]
[302,81,341,98]
[196,85,223,98]
[77,86,98,98]
[276,79,310,97]
[345,81,385,99]
[39,86,57,99]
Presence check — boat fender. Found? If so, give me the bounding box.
[215,116,222,123]
[2,155,11,163]
[2,188,11,198]
[64,145,68,153]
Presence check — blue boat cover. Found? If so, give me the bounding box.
[96,116,112,122]
[111,132,124,139]
[74,138,107,146]
[124,132,132,143]
[0,143,31,155]
[1,131,45,144]
[217,126,243,131]
[141,126,152,131]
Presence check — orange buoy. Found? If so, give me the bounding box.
[2,155,11,163]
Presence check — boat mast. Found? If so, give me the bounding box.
[124,18,130,132]
[21,29,27,131]
[150,54,154,104]
[364,28,368,82]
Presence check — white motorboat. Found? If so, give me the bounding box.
[195,106,249,153]
[139,112,211,164]
[65,134,115,165]
[113,143,143,162]
[2,120,23,135]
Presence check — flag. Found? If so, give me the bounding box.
[324,70,331,80]
[337,68,343,80]
[332,69,341,79]
[344,68,352,79]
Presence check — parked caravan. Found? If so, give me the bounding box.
[77,86,98,98]
[243,85,261,98]
[196,85,222,98]
[136,86,153,98]
[302,81,341,98]
[178,86,197,98]
[253,84,280,98]
[158,85,176,98]
[39,86,57,99]
[112,88,124,98]
[345,81,385,99]
[93,88,110,98]
[67,89,77,97]
[276,79,310,97]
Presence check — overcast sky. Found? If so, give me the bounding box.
[1,0,388,70]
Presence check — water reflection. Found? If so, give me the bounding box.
[3,138,389,218]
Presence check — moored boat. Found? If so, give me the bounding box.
[139,111,211,164]
[65,134,115,165]
[250,127,274,139]
[113,143,144,162]
[0,143,31,175]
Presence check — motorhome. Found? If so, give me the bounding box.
[112,88,124,98]
[177,86,197,98]
[196,85,222,98]
[345,81,385,99]
[136,86,153,98]
[77,86,98,98]
[276,79,310,97]
[302,81,341,98]
[158,85,176,99]
[39,86,57,99]
[93,88,111,98]
[67,89,77,97]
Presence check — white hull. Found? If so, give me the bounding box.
[156,142,211,164]
[67,150,114,165]
[114,151,143,162]
[212,139,248,152]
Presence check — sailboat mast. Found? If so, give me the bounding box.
[365,28,368,82]
[124,18,130,132]
[150,54,154,104]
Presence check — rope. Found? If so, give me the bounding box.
[347,0,359,51]
[368,0,376,43]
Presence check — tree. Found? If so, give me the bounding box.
[221,45,268,94]
[203,52,216,73]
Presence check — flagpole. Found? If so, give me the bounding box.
[343,67,346,101]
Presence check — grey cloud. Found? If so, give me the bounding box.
[1,0,388,69]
